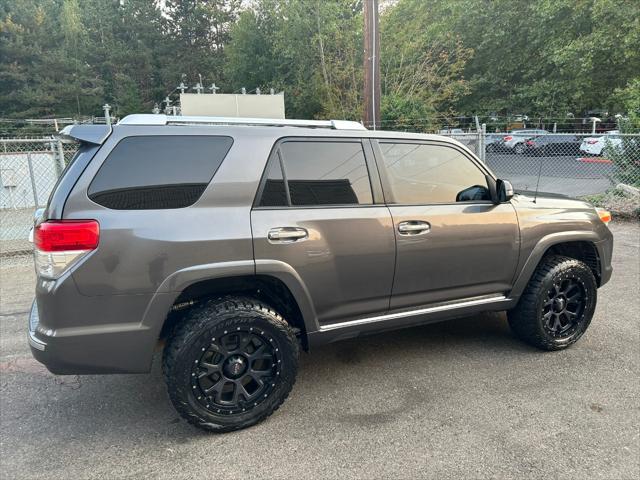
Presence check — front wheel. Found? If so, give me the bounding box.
[508,255,597,351]
[163,297,299,432]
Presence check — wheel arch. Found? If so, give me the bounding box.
[146,263,316,351]
[511,232,603,299]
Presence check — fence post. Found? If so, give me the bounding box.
[479,123,486,162]
[26,152,40,207]
[56,139,65,173]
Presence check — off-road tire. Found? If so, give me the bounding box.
[163,296,299,432]
[508,255,597,351]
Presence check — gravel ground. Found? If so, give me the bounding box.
[0,222,638,480]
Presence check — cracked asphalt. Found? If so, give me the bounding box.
[1,221,638,479]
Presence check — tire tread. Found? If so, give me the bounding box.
[508,255,596,351]
[162,295,299,432]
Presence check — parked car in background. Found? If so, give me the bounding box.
[439,128,465,135]
[524,135,582,156]
[580,130,622,156]
[485,133,506,152]
[503,129,549,154]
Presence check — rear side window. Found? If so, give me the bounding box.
[259,140,373,207]
[378,142,490,204]
[88,136,233,209]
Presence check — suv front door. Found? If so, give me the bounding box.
[372,140,520,310]
[251,138,395,328]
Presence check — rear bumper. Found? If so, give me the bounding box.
[28,294,161,375]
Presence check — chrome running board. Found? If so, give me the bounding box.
[319,294,508,332]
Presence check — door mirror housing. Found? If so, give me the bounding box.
[496,179,514,202]
[486,177,514,204]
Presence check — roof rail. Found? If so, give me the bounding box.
[118,114,367,131]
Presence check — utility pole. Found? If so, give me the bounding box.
[363,0,380,130]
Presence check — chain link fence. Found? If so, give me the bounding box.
[443,131,640,197]
[1,130,638,264]
[1,138,78,263]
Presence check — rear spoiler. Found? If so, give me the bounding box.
[58,124,111,145]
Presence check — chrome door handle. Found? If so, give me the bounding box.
[398,221,431,235]
[268,227,308,242]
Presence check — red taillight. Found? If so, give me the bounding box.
[35,220,99,252]
[587,140,598,144]
[504,136,513,141]
[526,140,534,146]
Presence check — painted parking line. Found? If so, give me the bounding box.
[577,157,613,164]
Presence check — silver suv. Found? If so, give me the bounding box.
[29,114,613,432]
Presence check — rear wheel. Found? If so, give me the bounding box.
[163,296,299,432]
[514,143,526,154]
[508,255,597,350]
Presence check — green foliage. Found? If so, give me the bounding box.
[603,135,640,187]
[0,0,639,124]
[225,0,362,119]
[613,79,640,131]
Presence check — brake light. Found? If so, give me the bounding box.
[35,220,99,252]
[587,140,598,144]
[34,220,99,278]
[596,208,611,225]
[526,140,534,146]
[504,136,513,141]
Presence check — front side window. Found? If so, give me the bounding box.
[88,136,233,210]
[378,142,490,204]
[259,140,373,207]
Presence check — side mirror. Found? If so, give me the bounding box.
[486,175,498,204]
[496,179,514,202]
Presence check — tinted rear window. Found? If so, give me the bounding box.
[258,140,373,207]
[88,136,233,209]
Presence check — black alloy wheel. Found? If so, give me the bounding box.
[508,255,597,350]
[163,297,299,432]
[541,278,587,339]
[191,328,281,414]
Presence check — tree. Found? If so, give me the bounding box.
[161,0,242,87]
[0,0,103,117]
[380,0,473,130]
[225,0,362,120]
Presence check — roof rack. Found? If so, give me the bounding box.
[118,114,367,131]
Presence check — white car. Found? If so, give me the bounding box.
[580,130,622,156]
[503,129,548,154]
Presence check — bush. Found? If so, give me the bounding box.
[581,187,640,220]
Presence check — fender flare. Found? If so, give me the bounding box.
[510,230,602,299]
[140,259,318,337]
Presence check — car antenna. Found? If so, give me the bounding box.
[533,156,543,203]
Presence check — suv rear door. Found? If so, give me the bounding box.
[372,139,519,310]
[251,138,395,328]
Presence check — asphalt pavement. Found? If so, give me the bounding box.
[1,222,638,479]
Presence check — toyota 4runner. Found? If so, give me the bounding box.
[29,114,613,432]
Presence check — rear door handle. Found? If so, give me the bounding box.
[398,221,431,235]
[268,227,309,242]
